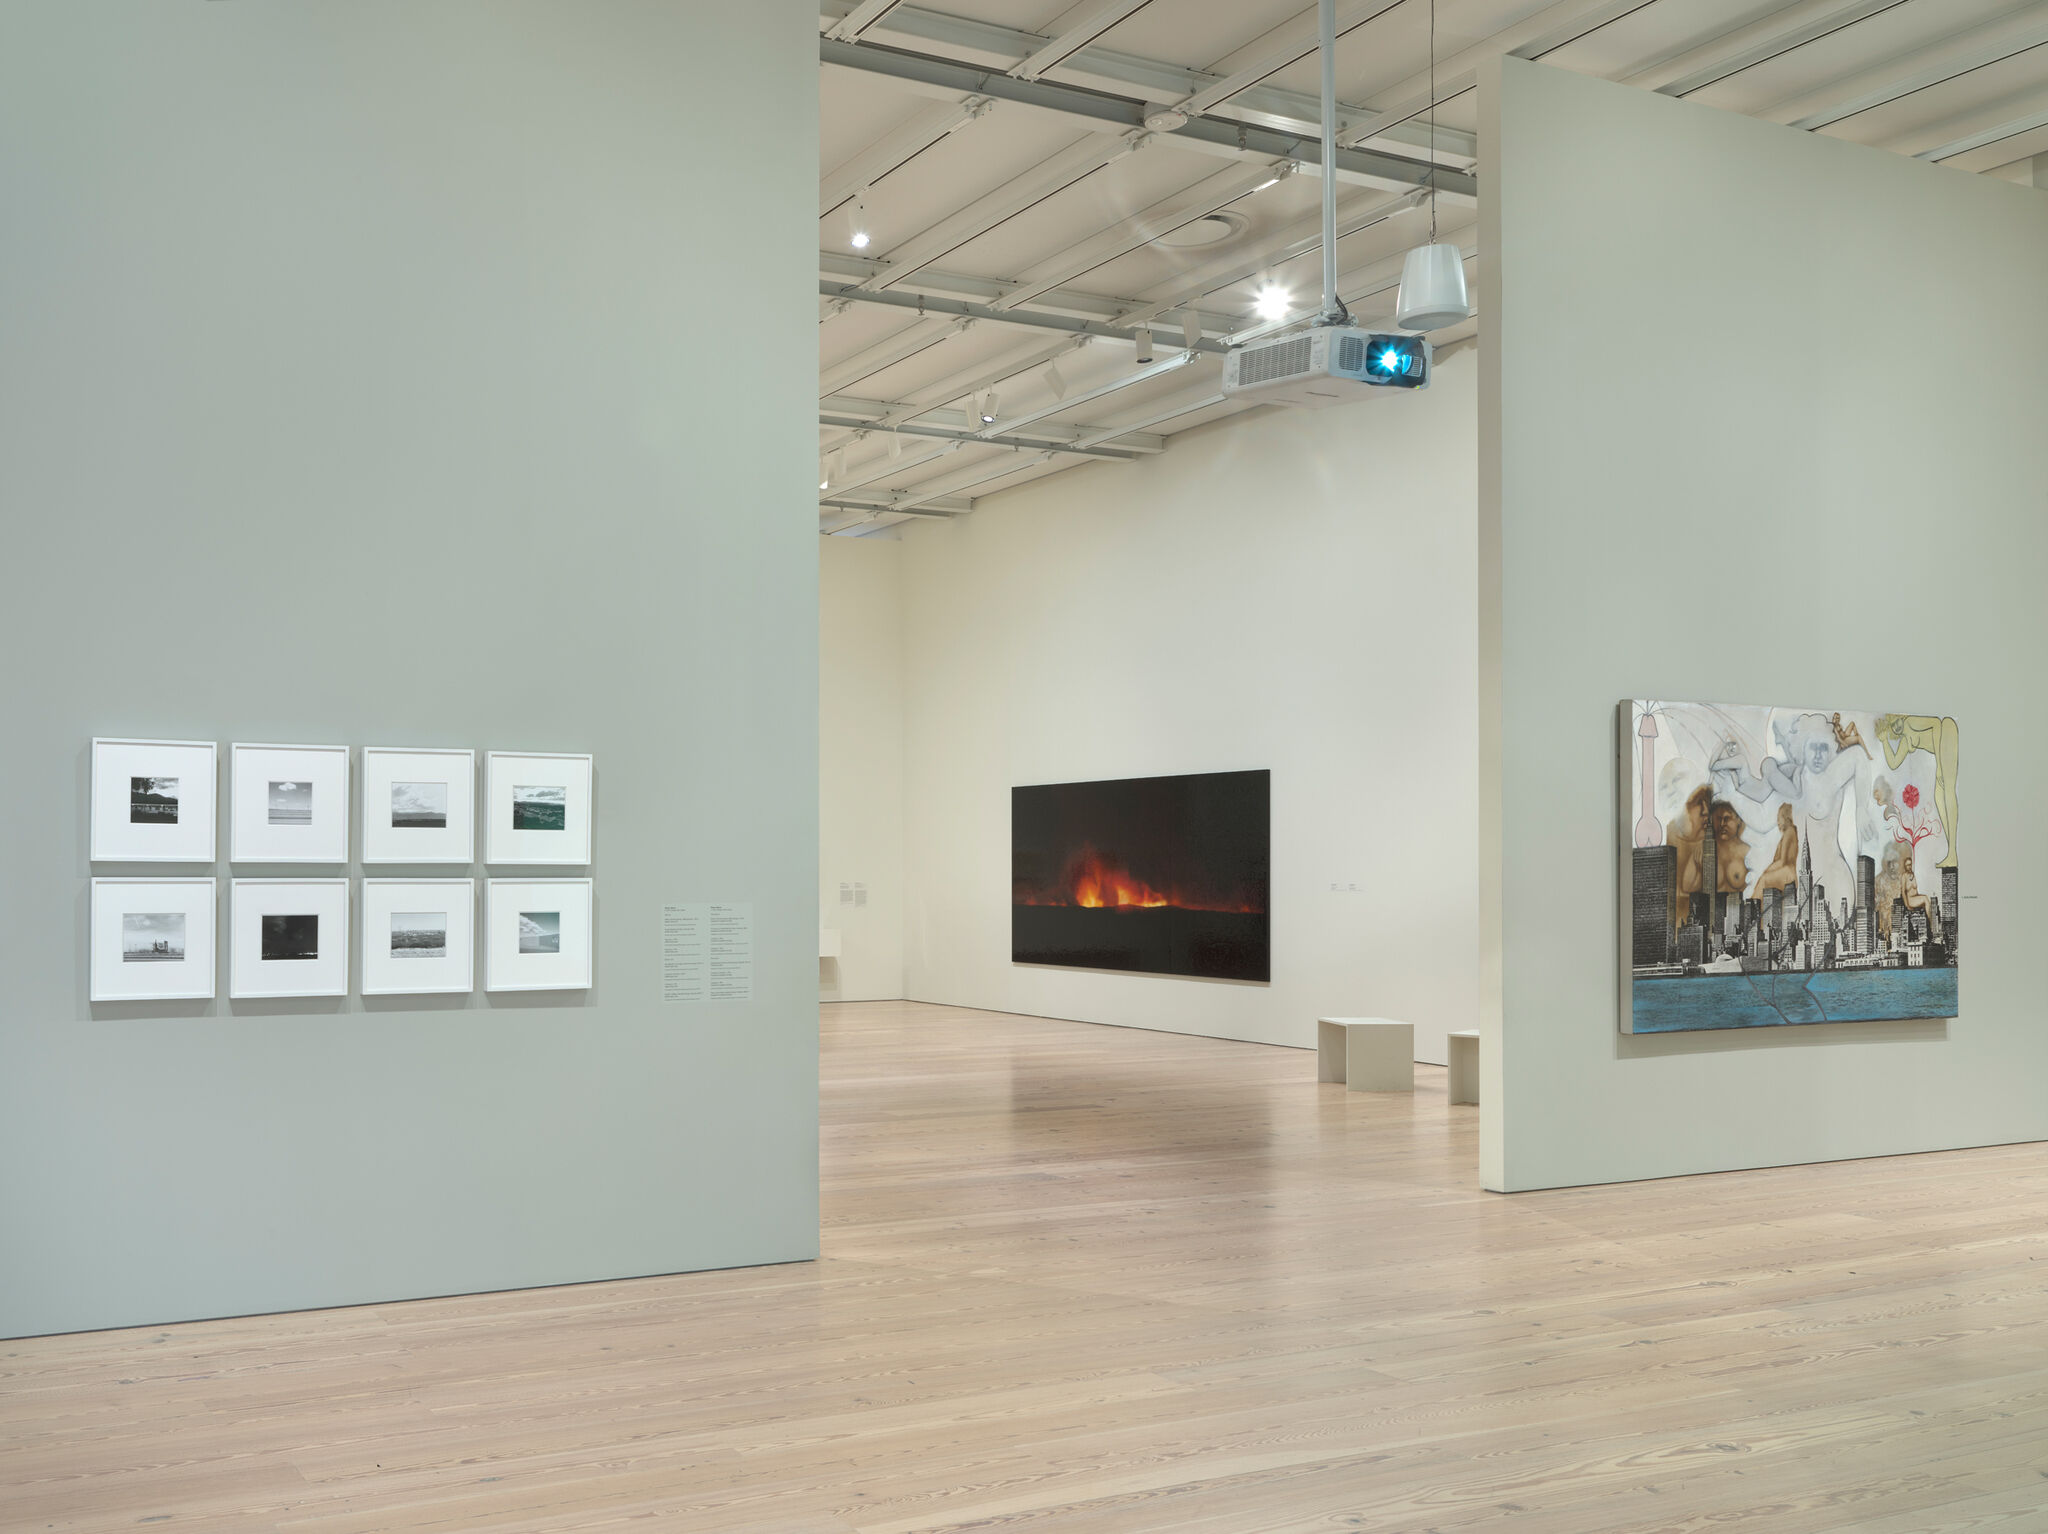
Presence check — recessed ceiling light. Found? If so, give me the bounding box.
[1152,211,1246,250]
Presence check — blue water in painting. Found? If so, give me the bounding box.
[1632,969,1957,1031]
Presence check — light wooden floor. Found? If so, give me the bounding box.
[8,1001,2048,1532]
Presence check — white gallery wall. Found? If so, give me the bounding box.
[887,362,1481,1061]
[1480,58,2048,1191]
[0,1,818,1337]
[820,538,907,1002]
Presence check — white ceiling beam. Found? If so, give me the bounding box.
[824,0,911,43]
[979,348,1208,439]
[821,251,1236,335]
[1772,7,2048,131]
[820,493,969,515]
[1176,0,1404,118]
[1334,0,1659,149]
[1915,105,2048,163]
[1013,0,1155,81]
[819,315,966,396]
[853,129,1147,291]
[824,394,1165,449]
[820,36,1475,198]
[992,161,1294,313]
[1648,0,1913,99]
[820,97,992,216]
[819,411,1152,459]
[819,279,1230,352]
[817,0,1475,158]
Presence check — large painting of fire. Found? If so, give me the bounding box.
[1011,769,1269,982]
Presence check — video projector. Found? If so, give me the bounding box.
[1220,326,1430,406]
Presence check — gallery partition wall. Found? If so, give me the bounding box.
[1479,58,2048,1193]
[0,1,819,1338]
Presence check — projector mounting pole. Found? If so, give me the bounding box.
[1315,0,1349,328]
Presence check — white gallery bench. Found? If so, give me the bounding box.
[1446,1030,1479,1106]
[1316,1017,1414,1093]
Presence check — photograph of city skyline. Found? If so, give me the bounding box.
[1623,700,1959,1033]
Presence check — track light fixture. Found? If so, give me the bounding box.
[1254,283,1290,322]
[1134,326,1154,364]
[1044,358,1068,400]
[849,190,871,251]
[979,392,999,425]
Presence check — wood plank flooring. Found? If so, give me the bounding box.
[7,999,2048,1531]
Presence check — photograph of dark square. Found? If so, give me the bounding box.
[1012,769,1269,982]
[122,911,185,963]
[391,781,448,829]
[261,912,319,961]
[129,776,179,824]
[519,911,561,954]
[268,780,312,826]
[390,911,447,959]
[512,784,566,831]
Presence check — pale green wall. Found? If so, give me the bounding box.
[1481,58,2048,1191]
[0,2,819,1336]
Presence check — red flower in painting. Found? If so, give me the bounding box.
[1902,784,1920,810]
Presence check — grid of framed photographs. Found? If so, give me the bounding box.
[86,741,594,1003]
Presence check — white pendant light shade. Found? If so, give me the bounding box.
[1394,242,1470,331]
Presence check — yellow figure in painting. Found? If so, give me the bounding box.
[1875,715,1960,868]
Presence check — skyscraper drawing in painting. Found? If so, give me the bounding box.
[1622,701,1959,1032]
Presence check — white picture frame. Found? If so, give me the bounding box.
[361,747,475,864]
[230,878,349,998]
[485,878,593,991]
[484,751,592,865]
[90,877,217,1001]
[361,878,475,995]
[231,742,351,863]
[90,738,218,862]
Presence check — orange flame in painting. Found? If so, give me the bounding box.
[1019,845,1261,914]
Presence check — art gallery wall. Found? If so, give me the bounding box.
[1480,58,2048,1191]
[0,1,819,1337]
[819,538,907,1002]
[888,359,1481,1062]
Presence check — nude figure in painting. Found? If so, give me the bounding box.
[1752,804,1799,900]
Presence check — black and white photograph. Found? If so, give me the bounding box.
[261,912,319,961]
[512,784,567,832]
[121,911,185,963]
[361,877,473,995]
[519,911,561,953]
[231,744,349,863]
[268,780,313,826]
[390,911,447,959]
[129,776,179,825]
[390,781,448,829]
[92,877,217,1001]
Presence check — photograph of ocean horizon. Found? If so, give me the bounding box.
[121,911,185,963]
[268,780,312,826]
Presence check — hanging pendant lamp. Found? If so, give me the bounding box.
[1393,0,1471,333]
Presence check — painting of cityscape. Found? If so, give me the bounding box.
[1622,700,1959,1032]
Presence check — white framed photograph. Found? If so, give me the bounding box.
[361,747,475,864]
[230,878,349,998]
[485,878,593,991]
[90,738,218,862]
[90,877,217,1001]
[231,742,351,863]
[361,878,475,995]
[484,751,592,865]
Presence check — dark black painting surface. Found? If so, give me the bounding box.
[1012,769,1269,982]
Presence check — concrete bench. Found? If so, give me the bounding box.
[1316,1017,1414,1093]
[1446,1029,1478,1106]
